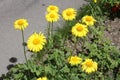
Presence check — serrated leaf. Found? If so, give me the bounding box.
[60,65,70,73]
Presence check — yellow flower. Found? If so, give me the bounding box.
[62,8,77,21]
[42,77,48,80]
[82,15,96,26]
[68,56,82,65]
[37,77,42,80]
[82,59,98,74]
[47,5,59,13]
[37,77,47,80]
[71,23,88,37]
[14,19,29,30]
[93,0,97,3]
[46,12,59,22]
[27,32,47,52]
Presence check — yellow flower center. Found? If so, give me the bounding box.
[50,14,55,18]
[94,0,97,3]
[86,17,92,22]
[71,57,78,62]
[86,61,93,67]
[50,6,55,10]
[18,20,24,25]
[33,38,40,45]
[77,26,83,31]
[66,11,72,16]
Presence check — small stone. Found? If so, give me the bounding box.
[7,64,14,70]
[9,57,17,63]
[42,4,45,6]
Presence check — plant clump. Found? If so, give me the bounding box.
[1,0,120,80]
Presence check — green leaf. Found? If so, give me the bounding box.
[45,65,56,76]
[60,65,70,73]
[14,73,23,79]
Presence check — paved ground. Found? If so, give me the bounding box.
[0,0,86,75]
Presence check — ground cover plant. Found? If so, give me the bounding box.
[1,0,120,80]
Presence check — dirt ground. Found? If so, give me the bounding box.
[105,18,120,50]
[64,18,120,55]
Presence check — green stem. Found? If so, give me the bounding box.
[21,30,28,63]
[75,37,77,49]
[51,21,53,36]
[81,37,86,52]
[48,22,53,39]
[48,22,51,38]
[21,30,30,79]
[73,36,77,55]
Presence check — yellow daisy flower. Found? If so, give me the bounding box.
[37,77,47,80]
[42,77,48,80]
[71,23,88,37]
[68,56,82,65]
[62,8,77,21]
[14,19,29,30]
[82,15,96,26]
[93,0,97,3]
[46,12,59,22]
[37,77,42,80]
[47,5,59,13]
[27,32,47,52]
[82,59,98,74]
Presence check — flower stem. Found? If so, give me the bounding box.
[21,30,28,63]
[48,22,51,38]
[51,21,53,36]
[22,30,30,80]
[21,30,31,79]
[73,36,77,55]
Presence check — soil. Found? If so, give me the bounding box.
[105,18,120,50]
[64,18,120,54]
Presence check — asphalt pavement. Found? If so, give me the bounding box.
[0,0,86,75]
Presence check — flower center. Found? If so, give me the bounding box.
[77,26,83,31]
[50,14,55,18]
[71,58,78,62]
[50,6,55,10]
[94,0,97,3]
[66,11,72,16]
[86,61,93,67]
[86,17,92,22]
[18,20,24,25]
[33,38,40,45]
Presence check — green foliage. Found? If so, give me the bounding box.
[1,0,120,80]
[83,0,120,20]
